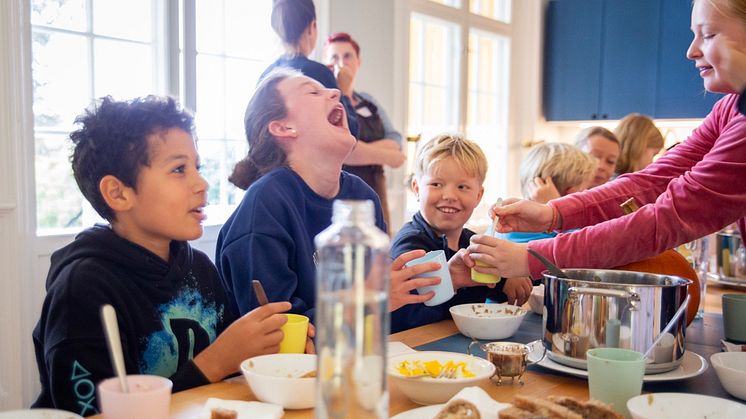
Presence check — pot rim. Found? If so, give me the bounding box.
[541,268,692,287]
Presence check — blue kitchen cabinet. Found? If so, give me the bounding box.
[655,0,722,118]
[544,0,720,121]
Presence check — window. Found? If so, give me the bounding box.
[30,0,280,234]
[405,0,512,216]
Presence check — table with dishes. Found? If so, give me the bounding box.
[85,283,746,419]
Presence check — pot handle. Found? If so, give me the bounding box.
[568,286,641,310]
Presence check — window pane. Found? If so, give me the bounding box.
[428,0,461,8]
[224,58,262,139]
[195,54,226,139]
[32,30,91,131]
[35,134,84,230]
[407,14,460,140]
[467,29,510,196]
[225,0,278,59]
[31,0,87,32]
[92,0,152,42]
[94,39,155,99]
[469,0,511,23]
[196,0,224,55]
[197,139,246,210]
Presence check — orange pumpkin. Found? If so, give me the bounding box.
[615,249,700,325]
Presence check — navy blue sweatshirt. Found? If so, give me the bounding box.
[32,225,234,416]
[216,167,384,321]
[390,211,508,333]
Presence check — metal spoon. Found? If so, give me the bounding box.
[527,248,569,278]
[100,304,129,393]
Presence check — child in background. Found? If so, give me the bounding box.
[32,96,297,416]
[390,134,532,332]
[501,142,595,244]
[614,113,664,175]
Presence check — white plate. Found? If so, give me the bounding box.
[391,404,445,419]
[536,350,708,382]
[627,393,746,418]
[0,409,84,419]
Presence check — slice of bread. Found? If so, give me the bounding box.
[210,407,238,419]
[435,399,482,419]
[513,395,583,419]
[498,406,551,419]
[547,396,623,419]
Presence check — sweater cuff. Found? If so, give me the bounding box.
[170,360,210,392]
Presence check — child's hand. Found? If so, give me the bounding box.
[389,250,441,312]
[194,301,291,382]
[490,200,554,233]
[468,235,530,278]
[305,323,316,354]
[502,277,533,306]
[529,177,561,204]
[448,249,495,289]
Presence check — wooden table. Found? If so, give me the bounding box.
[89,282,745,418]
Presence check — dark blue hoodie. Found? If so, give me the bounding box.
[32,225,234,416]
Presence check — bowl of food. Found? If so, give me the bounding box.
[449,303,527,340]
[711,352,746,400]
[527,284,544,315]
[626,393,746,419]
[240,353,316,409]
[388,351,495,405]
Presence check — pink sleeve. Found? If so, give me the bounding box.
[528,95,746,278]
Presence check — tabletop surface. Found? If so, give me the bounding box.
[87,282,746,418]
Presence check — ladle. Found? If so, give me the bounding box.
[642,294,691,359]
[100,304,129,393]
[527,248,568,279]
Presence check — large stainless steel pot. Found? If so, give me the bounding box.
[716,230,746,281]
[542,269,691,374]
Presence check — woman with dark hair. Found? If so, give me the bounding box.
[324,32,406,228]
[260,0,358,136]
[216,69,467,321]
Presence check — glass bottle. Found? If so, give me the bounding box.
[314,200,390,419]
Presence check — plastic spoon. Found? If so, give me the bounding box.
[486,198,504,237]
[100,304,129,393]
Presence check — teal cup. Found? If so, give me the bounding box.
[586,348,645,419]
[723,294,746,343]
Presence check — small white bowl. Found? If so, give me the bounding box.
[527,285,544,315]
[711,352,746,400]
[388,351,495,405]
[449,303,527,340]
[627,393,746,419]
[240,353,316,409]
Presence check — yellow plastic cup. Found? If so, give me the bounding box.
[279,313,309,353]
[471,260,502,284]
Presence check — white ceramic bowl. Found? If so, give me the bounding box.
[711,352,746,400]
[627,393,746,419]
[527,285,544,315]
[240,353,316,409]
[449,303,527,340]
[388,351,495,405]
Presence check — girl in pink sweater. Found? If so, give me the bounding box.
[462,0,746,280]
